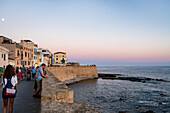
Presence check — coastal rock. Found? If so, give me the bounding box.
[145,110,155,113]
[98,73,169,83]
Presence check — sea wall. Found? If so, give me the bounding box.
[41,70,100,113]
[47,66,98,84]
[41,70,74,103]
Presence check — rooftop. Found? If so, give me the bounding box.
[54,52,66,54]
[23,40,33,42]
[0,36,12,41]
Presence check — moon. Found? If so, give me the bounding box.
[1,18,5,22]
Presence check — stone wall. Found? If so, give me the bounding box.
[41,70,100,113]
[41,70,74,103]
[47,66,98,84]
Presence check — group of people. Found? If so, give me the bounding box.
[15,65,36,81]
[1,63,48,113]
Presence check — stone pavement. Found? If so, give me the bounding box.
[0,80,41,113]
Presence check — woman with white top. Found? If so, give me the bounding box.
[2,65,18,113]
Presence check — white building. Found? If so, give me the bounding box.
[0,46,9,68]
[38,48,52,66]
[8,58,15,67]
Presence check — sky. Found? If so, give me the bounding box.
[0,0,170,66]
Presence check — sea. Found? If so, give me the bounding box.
[68,66,170,113]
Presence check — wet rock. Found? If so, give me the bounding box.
[119,111,127,113]
[98,73,169,83]
[119,98,124,101]
[159,102,169,105]
[145,110,155,113]
[98,73,120,78]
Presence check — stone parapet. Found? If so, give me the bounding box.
[41,70,73,103]
[41,69,100,113]
[47,66,98,83]
[41,101,100,113]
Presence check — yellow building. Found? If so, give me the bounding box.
[54,52,67,64]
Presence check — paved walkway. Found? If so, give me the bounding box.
[0,80,41,113]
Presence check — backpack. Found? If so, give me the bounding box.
[3,77,16,97]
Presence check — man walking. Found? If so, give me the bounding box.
[31,66,36,80]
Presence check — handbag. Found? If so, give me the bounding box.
[4,88,16,97]
[3,77,16,97]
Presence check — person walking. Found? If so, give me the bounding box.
[18,67,22,80]
[34,64,48,97]
[21,65,26,80]
[27,67,31,81]
[31,66,36,80]
[2,65,18,113]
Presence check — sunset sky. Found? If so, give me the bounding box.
[0,0,170,66]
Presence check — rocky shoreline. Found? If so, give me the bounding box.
[98,73,169,83]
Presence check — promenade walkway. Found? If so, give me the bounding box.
[0,80,41,113]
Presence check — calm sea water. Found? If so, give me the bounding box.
[68,66,170,113]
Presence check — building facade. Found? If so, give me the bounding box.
[0,36,53,68]
[19,40,36,67]
[0,36,35,68]
[54,52,67,64]
[37,48,52,67]
[33,44,38,67]
[0,46,9,68]
[8,58,15,67]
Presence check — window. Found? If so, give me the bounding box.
[21,51,23,59]
[21,61,24,65]
[2,54,3,58]
[17,50,20,56]
[56,55,58,57]
[28,61,30,65]
[56,58,58,60]
[25,61,27,65]
[42,50,46,52]
[63,55,64,57]
[31,54,33,58]
[28,53,29,58]
[4,54,6,61]
[34,56,37,60]
[25,52,27,57]
[17,60,19,65]
[56,62,58,64]
[34,48,37,54]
